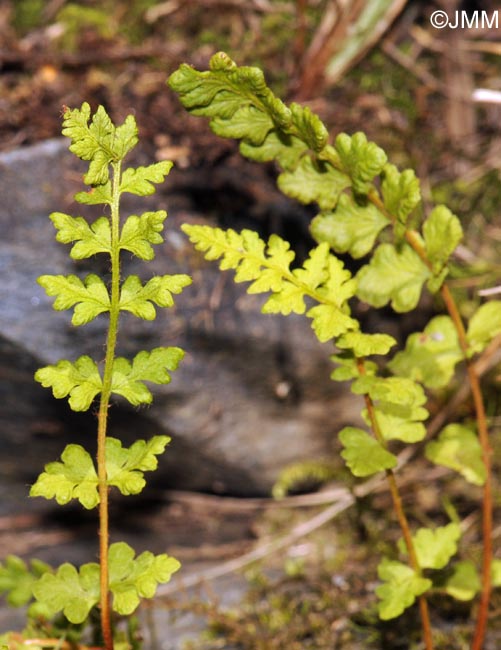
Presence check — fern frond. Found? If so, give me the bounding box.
[182,224,358,342]
[170,54,396,211]
[169,52,399,265]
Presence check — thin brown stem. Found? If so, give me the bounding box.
[97,402,112,650]
[367,188,493,648]
[96,161,123,650]
[404,226,493,649]
[441,285,493,650]
[357,359,434,650]
[403,226,492,649]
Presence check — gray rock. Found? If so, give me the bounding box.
[0,139,358,497]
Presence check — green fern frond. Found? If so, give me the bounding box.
[182,224,358,342]
[169,53,392,212]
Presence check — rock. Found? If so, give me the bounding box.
[0,139,359,497]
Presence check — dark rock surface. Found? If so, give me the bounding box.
[0,139,359,498]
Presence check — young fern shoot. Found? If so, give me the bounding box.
[1,104,189,649]
[170,53,501,649]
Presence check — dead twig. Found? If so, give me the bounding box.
[155,489,358,597]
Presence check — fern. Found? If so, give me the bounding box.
[1,104,186,649]
[182,225,358,341]
[170,53,498,648]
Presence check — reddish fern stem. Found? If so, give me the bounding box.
[364,191,492,645]
[357,359,434,650]
[403,228,493,649]
[440,284,493,650]
[95,161,124,650]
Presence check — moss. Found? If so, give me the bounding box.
[12,0,44,34]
